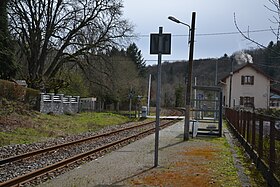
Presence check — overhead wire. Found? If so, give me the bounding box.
[140,28,280,62]
[138,28,276,38]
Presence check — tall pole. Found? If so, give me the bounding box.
[147,74,151,115]
[215,61,218,85]
[154,27,163,167]
[129,86,132,118]
[184,12,196,141]
[229,58,233,108]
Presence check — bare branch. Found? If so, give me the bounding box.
[8,0,134,88]
[234,13,268,49]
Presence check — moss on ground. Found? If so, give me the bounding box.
[129,136,242,187]
[201,137,241,187]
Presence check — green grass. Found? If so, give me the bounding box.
[224,121,267,186]
[0,112,131,146]
[199,124,267,187]
[205,137,242,186]
[235,144,267,187]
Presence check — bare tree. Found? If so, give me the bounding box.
[265,0,280,41]
[8,0,134,89]
[234,0,280,49]
[234,0,280,85]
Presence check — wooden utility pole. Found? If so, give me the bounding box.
[184,12,196,141]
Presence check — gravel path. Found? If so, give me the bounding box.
[37,120,246,187]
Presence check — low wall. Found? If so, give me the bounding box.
[40,93,80,114]
[80,97,96,111]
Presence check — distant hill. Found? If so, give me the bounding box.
[146,51,280,107]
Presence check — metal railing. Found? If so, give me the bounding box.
[225,108,280,186]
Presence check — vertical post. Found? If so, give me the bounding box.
[129,87,132,118]
[246,111,250,142]
[154,27,163,167]
[218,91,223,137]
[229,58,233,108]
[258,117,264,158]
[229,73,232,108]
[252,112,256,148]
[194,77,197,109]
[215,61,218,120]
[184,12,196,141]
[147,74,151,116]
[215,61,218,85]
[269,119,276,172]
[129,98,132,118]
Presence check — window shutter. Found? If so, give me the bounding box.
[251,76,254,85]
[251,97,254,105]
[241,76,245,85]
[240,97,244,105]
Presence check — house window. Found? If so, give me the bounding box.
[241,75,254,85]
[240,96,254,107]
[270,101,280,107]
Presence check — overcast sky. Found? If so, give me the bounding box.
[123,0,277,65]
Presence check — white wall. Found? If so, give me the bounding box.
[222,66,270,109]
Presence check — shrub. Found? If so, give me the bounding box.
[0,79,40,109]
[25,87,40,109]
[0,79,24,100]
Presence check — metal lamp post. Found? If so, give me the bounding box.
[168,12,196,141]
[229,57,233,108]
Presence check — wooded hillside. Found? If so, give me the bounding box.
[147,49,280,107]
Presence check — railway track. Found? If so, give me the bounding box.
[0,117,181,187]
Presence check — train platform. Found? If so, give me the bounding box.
[38,120,250,187]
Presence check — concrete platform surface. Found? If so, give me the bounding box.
[38,121,187,186]
[38,120,245,187]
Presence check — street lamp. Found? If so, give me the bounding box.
[168,12,196,141]
[168,16,191,43]
[168,16,191,28]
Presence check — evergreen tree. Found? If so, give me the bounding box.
[0,0,17,79]
[175,84,184,107]
[126,43,146,77]
[264,41,280,77]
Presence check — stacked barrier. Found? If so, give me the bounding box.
[40,93,80,114]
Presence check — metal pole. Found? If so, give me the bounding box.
[129,87,132,118]
[219,91,223,137]
[147,74,151,115]
[215,61,218,119]
[194,77,197,119]
[129,98,132,118]
[229,58,233,108]
[229,74,232,107]
[154,27,163,167]
[215,61,218,85]
[184,12,196,141]
[194,77,197,109]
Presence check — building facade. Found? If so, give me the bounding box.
[221,63,271,109]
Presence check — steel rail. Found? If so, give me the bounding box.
[0,121,156,165]
[0,120,178,187]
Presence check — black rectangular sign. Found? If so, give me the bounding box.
[150,33,171,54]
